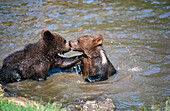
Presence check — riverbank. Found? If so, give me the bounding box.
[0,83,116,111]
[0,83,66,111]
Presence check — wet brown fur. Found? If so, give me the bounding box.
[70,34,116,82]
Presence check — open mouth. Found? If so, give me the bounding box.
[59,47,71,55]
[71,48,83,52]
[59,51,69,55]
[59,50,83,57]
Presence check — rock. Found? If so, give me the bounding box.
[83,98,115,111]
[67,98,116,111]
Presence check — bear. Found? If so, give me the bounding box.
[69,34,116,82]
[0,30,82,84]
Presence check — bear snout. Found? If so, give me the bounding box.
[69,40,83,52]
[69,41,72,47]
[69,40,78,50]
[65,41,71,50]
[61,41,71,54]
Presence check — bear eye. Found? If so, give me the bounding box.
[64,40,66,43]
[77,40,80,43]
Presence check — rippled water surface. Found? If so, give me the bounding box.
[0,0,170,110]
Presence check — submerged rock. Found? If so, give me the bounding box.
[67,98,116,111]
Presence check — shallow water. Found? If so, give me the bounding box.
[0,0,170,110]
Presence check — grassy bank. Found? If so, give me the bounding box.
[0,98,66,111]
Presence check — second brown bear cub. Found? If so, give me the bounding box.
[69,34,116,82]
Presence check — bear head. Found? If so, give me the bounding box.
[41,30,70,55]
[69,34,103,53]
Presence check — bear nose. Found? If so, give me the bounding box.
[69,41,72,47]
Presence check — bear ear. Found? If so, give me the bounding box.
[41,30,54,41]
[93,34,103,46]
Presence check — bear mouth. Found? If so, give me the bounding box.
[60,51,67,55]
[59,49,71,55]
[71,48,84,52]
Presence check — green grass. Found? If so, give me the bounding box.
[0,99,29,111]
[0,98,66,111]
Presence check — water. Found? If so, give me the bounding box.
[0,0,170,110]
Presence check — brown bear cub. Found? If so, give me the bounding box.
[69,34,116,82]
[0,30,82,84]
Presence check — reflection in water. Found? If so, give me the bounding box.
[0,0,170,110]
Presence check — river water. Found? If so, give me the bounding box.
[0,0,170,110]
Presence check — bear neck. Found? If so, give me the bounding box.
[35,40,49,54]
[84,46,104,59]
[35,39,57,57]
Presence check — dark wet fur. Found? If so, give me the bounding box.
[0,30,82,84]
